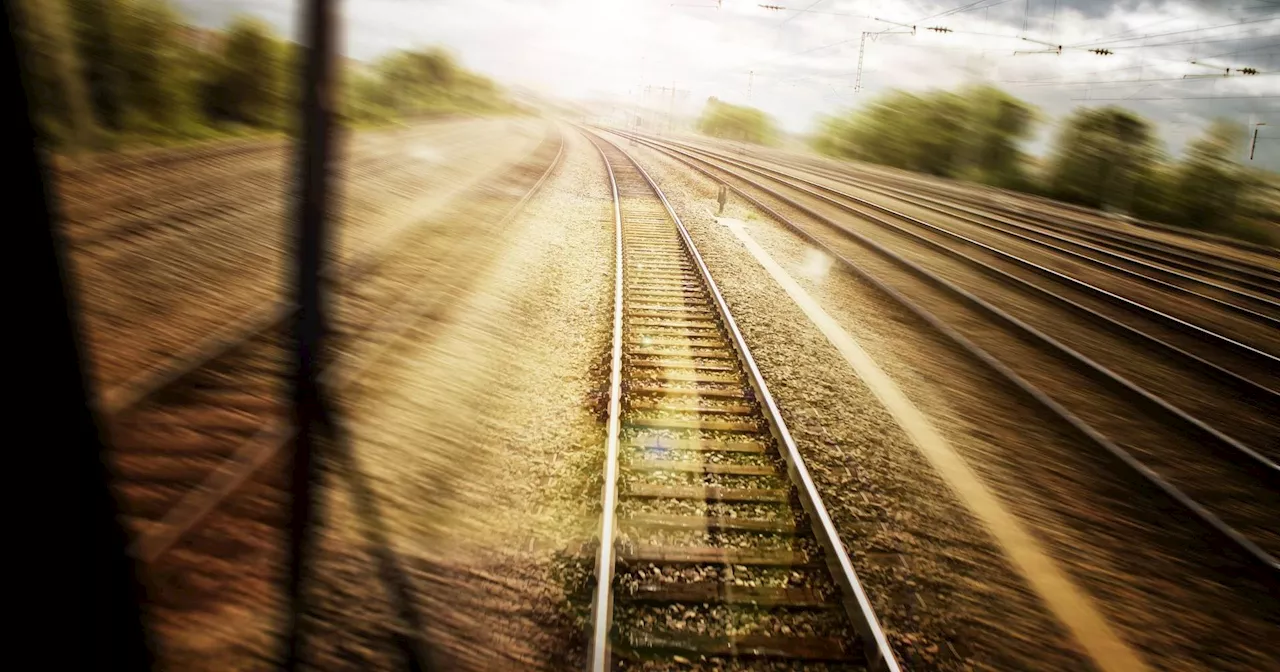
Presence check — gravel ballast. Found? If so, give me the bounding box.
[64,118,544,396]
[614,133,1280,671]
[301,124,617,670]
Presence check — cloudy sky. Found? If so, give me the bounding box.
[179,0,1278,168]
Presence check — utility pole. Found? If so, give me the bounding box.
[748,70,753,102]
[854,32,868,93]
[668,80,676,134]
[1251,122,1266,160]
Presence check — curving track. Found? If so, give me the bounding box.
[583,128,900,671]
[607,129,1279,578]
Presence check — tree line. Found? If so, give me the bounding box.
[809,85,1277,245]
[10,0,513,150]
[697,97,778,145]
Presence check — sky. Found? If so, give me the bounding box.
[178,0,1279,168]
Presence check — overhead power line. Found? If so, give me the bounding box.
[1106,33,1280,51]
[758,5,870,18]
[1069,15,1279,48]
[1004,72,1276,86]
[1071,94,1279,100]
[777,0,825,26]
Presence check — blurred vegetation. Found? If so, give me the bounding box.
[697,97,778,145]
[11,0,514,152]
[342,46,511,124]
[813,86,1036,190]
[813,86,1278,246]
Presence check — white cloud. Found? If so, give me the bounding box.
[180,0,1279,166]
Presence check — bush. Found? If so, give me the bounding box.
[697,97,777,145]
[812,85,1035,189]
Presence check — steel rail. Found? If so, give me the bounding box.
[128,130,566,564]
[614,130,1279,575]
[98,131,527,419]
[619,131,1279,476]
[737,150,1280,309]
[719,142,1280,275]
[583,125,902,672]
[641,141,1280,402]
[735,152,1280,323]
[586,128,624,672]
[71,126,478,250]
[635,135,1280,373]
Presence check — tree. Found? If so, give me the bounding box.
[355,46,506,117]
[1171,119,1248,232]
[1047,107,1158,212]
[10,0,100,145]
[116,0,188,130]
[697,97,777,144]
[811,86,1035,187]
[960,86,1036,189]
[206,17,284,127]
[67,0,130,130]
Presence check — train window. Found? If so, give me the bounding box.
[33,1,1276,670]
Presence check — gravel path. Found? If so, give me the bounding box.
[126,120,600,670]
[299,124,616,670]
[616,135,1280,671]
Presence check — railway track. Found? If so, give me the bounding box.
[628,133,1280,405]
[80,123,540,395]
[606,129,1279,579]
[645,137,1280,357]
[710,142,1280,291]
[583,128,900,671]
[64,123,486,249]
[766,155,1280,315]
[106,127,565,573]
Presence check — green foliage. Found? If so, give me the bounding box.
[11,3,513,150]
[1047,106,1159,211]
[10,0,99,146]
[813,85,1035,189]
[116,0,189,130]
[67,0,129,130]
[697,97,777,145]
[1170,120,1247,232]
[206,17,285,127]
[342,46,511,124]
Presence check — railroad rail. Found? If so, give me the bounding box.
[727,147,1280,317]
[583,127,900,671]
[64,123,486,249]
[645,137,1280,358]
[624,132,1280,435]
[713,142,1280,286]
[606,128,1279,577]
[106,127,565,566]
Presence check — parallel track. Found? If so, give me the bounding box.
[106,128,565,567]
[648,137,1280,360]
[65,124,485,249]
[768,155,1280,317]
[625,134,1280,438]
[609,129,1279,577]
[710,142,1280,291]
[584,128,899,671]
